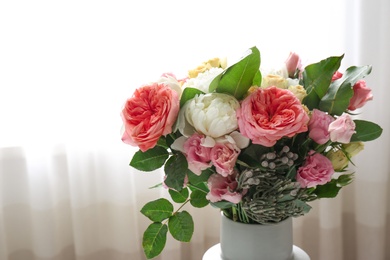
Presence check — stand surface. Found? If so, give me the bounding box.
[202,244,310,260]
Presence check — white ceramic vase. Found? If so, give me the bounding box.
[220,212,293,260]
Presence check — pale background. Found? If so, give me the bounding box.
[0,0,389,260]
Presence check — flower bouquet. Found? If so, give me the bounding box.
[120,46,382,259]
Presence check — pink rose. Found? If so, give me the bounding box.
[296,151,334,188]
[308,109,334,144]
[210,142,240,177]
[237,86,309,147]
[285,52,302,77]
[183,133,212,175]
[332,71,343,81]
[348,80,373,111]
[206,172,242,204]
[121,83,180,152]
[328,113,356,143]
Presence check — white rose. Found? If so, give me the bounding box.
[182,67,223,93]
[177,93,240,138]
[157,73,182,96]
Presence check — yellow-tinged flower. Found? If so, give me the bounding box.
[327,149,349,171]
[261,74,289,89]
[343,142,365,157]
[188,57,227,78]
[288,85,307,102]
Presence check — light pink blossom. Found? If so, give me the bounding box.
[285,52,302,77]
[308,109,334,144]
[121,83,179,152]
[183,133,212,175]
[237,86,309,147]
[296,151,334,188]
[206,172,242,204]
[348,80,373,111]
[328,113,356,143]
[331,71,343,81]
[210,142,240,177]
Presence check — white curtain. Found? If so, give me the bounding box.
[0,1,389,260]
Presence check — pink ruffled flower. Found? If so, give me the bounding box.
[296,151,334,188]
[308,109,334,144]
[285,52,302,77]
[121,83,180,152]
[183,133,212,175]
[206,172,242,204]
[210,142,240,177]
[328,113,356,143]
[237,86,309,147]
[348,80,373,111]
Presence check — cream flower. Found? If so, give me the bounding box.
[188,57,227,78]
[177,93,240,138]
[260,74,289,89]
[288,85,307,102]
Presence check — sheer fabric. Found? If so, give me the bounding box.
[0,0,389,259]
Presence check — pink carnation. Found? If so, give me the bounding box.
[308,109,334,144]
[296,151,334,188]
[121,83,179,152]
[210,142,240,177]
[328,113,356,143]
[348,80,373,111]
[183,133,212,175]
[206,172,242,204]
[237,86,309,147]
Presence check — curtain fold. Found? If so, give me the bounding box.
[1,0,389,259]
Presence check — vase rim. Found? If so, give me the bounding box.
[220,211,292,226]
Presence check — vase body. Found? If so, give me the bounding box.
[220,213,293,260]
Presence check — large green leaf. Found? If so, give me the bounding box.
[142,223,168,259]
[313,180,341,198]
[164,153,188,191]
[214,46,261,100]
[180,87,205,108]
[302,55,344,110]
[168,211,194,242]
[130,146,169,172]
[140,198,173,222]
[350,120,383,142]
[319,65,372,115]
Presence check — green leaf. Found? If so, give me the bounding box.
[168,211,194,242]
[187,168,213,184]
[319,65,372,115]
[208,72,223,93]
[157,136,169,149]
[336,174,354,187]
[302,55,344,110]
[164,153,188,191]
[215,46,261,100]
[140,198,174,222]
[210,201,235,209]
[142,222,168,259]
[190,189,209,208]
[252,70,262,86]
[169,188,189,203]
[130,146,169,172]
[313,180,341,198]
[180,87,205,108]
[350,120,383,142]
[189,181,209,193]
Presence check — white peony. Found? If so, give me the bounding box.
[176,93,240,138]
[182,67,223,93]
